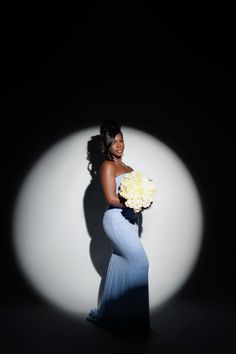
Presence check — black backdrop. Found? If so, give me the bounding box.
[2,3,235,354]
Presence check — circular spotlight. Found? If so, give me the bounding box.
[12,127,203,316]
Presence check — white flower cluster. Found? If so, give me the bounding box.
[118,170,157,213]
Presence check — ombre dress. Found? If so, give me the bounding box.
[87,173,150,332]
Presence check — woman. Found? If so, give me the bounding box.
[87,120,151,334]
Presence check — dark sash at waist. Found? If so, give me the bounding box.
[107,205,122,210]
[107,205,138,219]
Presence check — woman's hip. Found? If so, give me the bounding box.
[102,210,148,265]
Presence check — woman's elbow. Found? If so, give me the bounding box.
[105,196,115,205]
[105,195,121,207]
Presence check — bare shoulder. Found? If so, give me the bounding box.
[100,160,115,175]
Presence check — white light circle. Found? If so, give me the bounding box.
[12,127,203,317]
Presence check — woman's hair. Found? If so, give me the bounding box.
[100,119,123,161]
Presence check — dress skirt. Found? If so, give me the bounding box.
[87,173,150,332]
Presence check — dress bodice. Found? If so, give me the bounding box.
[115,172,129,194]
[105,172,137,221]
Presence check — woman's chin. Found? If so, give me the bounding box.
[113,153,123,158]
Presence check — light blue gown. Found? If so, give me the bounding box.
[87,173,150,332]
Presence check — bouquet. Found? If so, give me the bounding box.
[118,170,157,213]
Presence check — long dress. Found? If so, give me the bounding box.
[87,173,150,332]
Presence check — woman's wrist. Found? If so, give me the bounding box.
[117,199,126,208]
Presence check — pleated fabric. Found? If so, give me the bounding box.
[87,173,150,332]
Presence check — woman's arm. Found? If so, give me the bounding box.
[100,161,125,208]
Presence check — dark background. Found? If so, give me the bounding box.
[2,3,235,354]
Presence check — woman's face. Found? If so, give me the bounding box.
[109,133,125,158]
